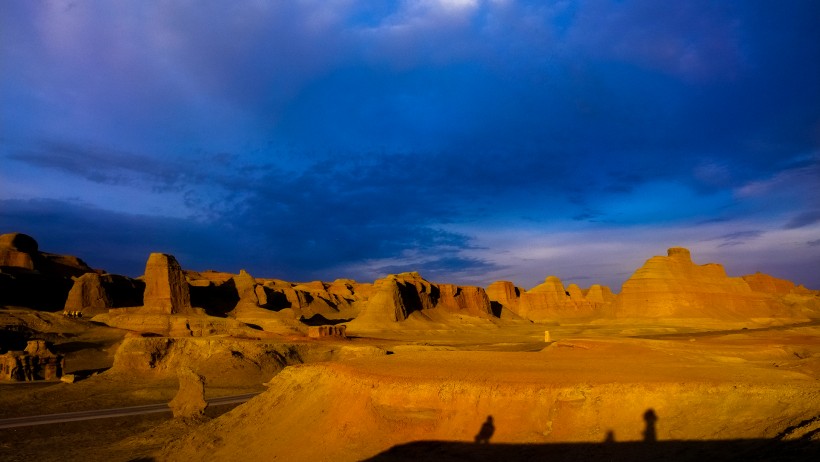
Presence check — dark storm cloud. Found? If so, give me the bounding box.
[2,1,820,287]
[8,141,186,188]
[0,198,219,275]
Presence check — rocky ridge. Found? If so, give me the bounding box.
[2,232,819,331]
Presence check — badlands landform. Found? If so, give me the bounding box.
[0,232,818,461]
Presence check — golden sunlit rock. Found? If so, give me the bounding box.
[1,234,819,461]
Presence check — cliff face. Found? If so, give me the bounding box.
[63,273,144,316]
[347,272,494,330]
[142,253,193,315]
[612,248,816,320]
[488,277,616,322]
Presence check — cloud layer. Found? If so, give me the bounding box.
[2,1,819,289]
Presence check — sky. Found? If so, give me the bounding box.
[2,0,819,291]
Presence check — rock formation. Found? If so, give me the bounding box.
[0,340,65,381]
[437,284,493,317]
[612,247,808,319]
[169,367,208,419]
[142,253,193,315]
[185,270,360,323]
[347,272,494,329]
[307,325,347,338]
[489,277,613,322]
[63,273,145,318]
[231,269,261,314]
[0,232,37,269]
[64,273,111,316]
[741,272,797,295]
[0,232,94,310]
[584,284,617,305]
[110,335,310,387]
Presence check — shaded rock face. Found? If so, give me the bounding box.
[0,233,37,269]
[169,367,208,419]
[0,340,64,381]
[63,273,145,316]
[142,253,193,315]
[231,269,260,315]
[64,273,110,315]
[0,232,94,310]
[486,281,522,318]
[186,271,360,322]
[437,284,493,317]
[349,272,493,327]
[613,247,803,319]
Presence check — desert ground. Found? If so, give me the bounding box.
[1,233,819,461]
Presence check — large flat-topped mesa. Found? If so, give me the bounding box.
[613,247,795,319]
[142,253,193,314]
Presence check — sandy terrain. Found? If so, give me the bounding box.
[2,312,819,461]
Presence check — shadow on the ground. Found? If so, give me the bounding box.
[363,438,820,461]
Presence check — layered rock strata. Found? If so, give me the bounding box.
[612,247,812,319]
[0,340,65,381]
[488,277,614,322]
[157,342,820,462]
[347,272,494,329]
[142,253,193,315]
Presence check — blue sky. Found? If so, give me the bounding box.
[2,0,819,290]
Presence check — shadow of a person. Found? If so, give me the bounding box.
[643,408,658,442]
[474,415,495,443]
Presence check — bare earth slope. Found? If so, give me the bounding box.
[159,326,820,462]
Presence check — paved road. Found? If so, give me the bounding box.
[0,392,260,429]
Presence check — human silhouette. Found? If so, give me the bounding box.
[474,415,495,443]
[643,408,658,442]
[604,430,615,443]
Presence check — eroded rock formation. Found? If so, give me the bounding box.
[64,273,111,316]
[142,253,193,315]
[307,325,347,338]
[109,335,312,387]
[347,272,493,329]
[169,367,208,419]
[0,340,65,381]
[63,273,145,317]
[612,247,811,319]
[488,277,614,322]
[0,233,98,310]
[0,232,37,269]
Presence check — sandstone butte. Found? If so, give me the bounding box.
[142,253,194,315]
[2,231,819,333]
[612,247,817,320]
